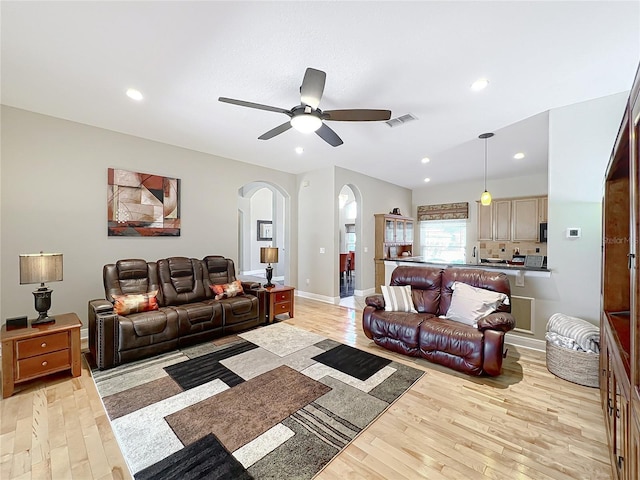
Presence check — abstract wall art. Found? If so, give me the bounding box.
[107,168,181,236]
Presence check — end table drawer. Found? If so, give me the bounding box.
[16,349,70,381]
[275,291,292,303]
[16,332,69,359]
[274,302,292,314]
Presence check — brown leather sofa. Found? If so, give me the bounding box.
[363,265,515,376]
[88,256,263,370]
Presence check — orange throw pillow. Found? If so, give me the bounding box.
[210,280,244,300]
[113,291,159,315]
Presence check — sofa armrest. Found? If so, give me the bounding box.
[242,281,262,293]
[242,285,268,323]
[88,299,119,370]
[477,312,515,332]
[365,294,385,310]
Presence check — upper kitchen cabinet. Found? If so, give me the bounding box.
[512,198,539,241]
[477,200,510,240]
[538,197,548,223]
[477,203,493,241]
[477,196,547,242]
[494,200,512,241]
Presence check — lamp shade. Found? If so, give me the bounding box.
[20,253,63,285]
[260,247,279,264]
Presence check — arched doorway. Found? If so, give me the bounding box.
[238,182,289,286]
[338,184,359,301]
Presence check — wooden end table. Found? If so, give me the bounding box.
[264,285,295,323]
[2,312,82,398]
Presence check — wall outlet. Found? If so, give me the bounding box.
[364,247,368,253]
[319,247,325,254]
[535,247,540,253]
[306,278,310,285]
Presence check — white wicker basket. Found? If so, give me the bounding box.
[546,339,599,388]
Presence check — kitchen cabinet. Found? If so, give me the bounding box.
[494,200,511,241]
[600,62,640,480]
[477,196,546,242]
[375,213,414,292]
[477,203,493,241]
[512,198,539,241]
[538,197,548,223]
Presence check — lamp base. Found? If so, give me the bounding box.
[264,264,275,288]
[32,287,55,325]
[31,314,56,326]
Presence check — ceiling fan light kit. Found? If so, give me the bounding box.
[219,67,391,146]
[290,111,322,133]
[479,132,494,206]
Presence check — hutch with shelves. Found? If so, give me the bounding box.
[374,213,414,293]
[601,63,640,480]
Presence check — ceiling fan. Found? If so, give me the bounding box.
[219,68,391,147]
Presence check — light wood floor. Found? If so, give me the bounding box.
[1,297,612,479]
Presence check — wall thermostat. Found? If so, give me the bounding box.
[566,227,581,238]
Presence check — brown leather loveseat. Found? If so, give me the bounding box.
[88,255,262,370]
[363,265,515,376]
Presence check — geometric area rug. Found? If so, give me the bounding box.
[88,323,424,480]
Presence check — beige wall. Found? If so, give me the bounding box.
[0,106,298,331]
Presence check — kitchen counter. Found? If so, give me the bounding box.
[381,257,551,282]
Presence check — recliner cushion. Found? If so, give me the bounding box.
[419,317,484,375]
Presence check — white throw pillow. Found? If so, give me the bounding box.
[381,285,417,313]
[444,281,509,326]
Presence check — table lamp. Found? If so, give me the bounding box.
[260,247,278,288]
[19,252,63,325]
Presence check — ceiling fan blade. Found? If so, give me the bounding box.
[323,109,392,121]
[258,121,292,140]
[219,97,291,115]
[316,123,343,147]
[300,68,326,109]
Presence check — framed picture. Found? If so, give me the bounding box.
[107,168,180,236]
[257,220,272,241]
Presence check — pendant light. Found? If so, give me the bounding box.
[479,132,494,206]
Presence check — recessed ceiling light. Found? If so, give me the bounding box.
[514,152,525,160]
[421,157,430,164]
[424,177,431,183]
[126,88,143,101]
[295,147,304,154]
[471,78,489,91]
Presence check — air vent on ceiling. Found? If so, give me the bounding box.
[385,113,418,128]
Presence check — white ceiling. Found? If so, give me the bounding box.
[2,1,639,189]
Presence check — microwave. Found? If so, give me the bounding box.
[539,222,548,243]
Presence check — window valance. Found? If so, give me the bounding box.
[417,202,468,221]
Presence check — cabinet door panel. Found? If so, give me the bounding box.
[477,203,493,240]
[512,198,539,241]
[538,197,548,223]
[494,201,511,241]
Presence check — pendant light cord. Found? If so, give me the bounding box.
[484,138,488,191]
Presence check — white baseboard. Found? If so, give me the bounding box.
[295,290,340,305]
[505,332,546,352]
[355,287,376,298]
